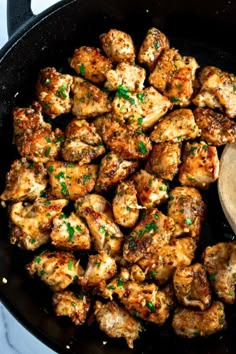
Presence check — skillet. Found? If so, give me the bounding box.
[1,0,236,353]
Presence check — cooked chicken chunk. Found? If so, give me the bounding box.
[123,208,175,264]
[194,107,236,145]
[100,29,135,63]
[112,181,139,228]
[145,142,181,180]
[76,193,113,219]
[50,212,91,251]
[95,152,138,193]
[173,263,211,310]
[112,86,172,130]
[203,242,236,304]
[61,119,105,164]
[9,198,68,251]
[149,48,199,106]
[138,27,169,70]
[53,291,90,325]
[179,141,219,189]
[105,63,146,91]
[150,109,200,143]
[132,170,169,208]
[0,159,47,202]
[69,46,112,84]
[193,66,236,118]
[27,251,84,291]
[172,301,226,338]
[36,67,73,118]
[94,301,141,349]
[71,77,111,118]
[46,161,98,200]
[167,186,206,237]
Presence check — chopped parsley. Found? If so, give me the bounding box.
[35,257,41,264]
[209,274,215,281]
[176,84,182,89]
[145,222,157,232]
[67,222,75,242]
[55,171,65,180]
[154,213,159,219]
[146,301,156,312]
[45,147,51,157]
[154,41,160,49]
[61,182,70,196]
[94,261,101,268]
[71,301,77,307]
[150,270,157,277]
[40,270,46,276]
[68,260,73,270]
[43,78,51,85]
[180,209,184,214]
[137,93,145,104]
[138,117,144,126]
[116,85,135,105]
[78,62,85,75]
[47,165,54,173]
[56,85,67,98]
[138,141,148,154]
[31,238,36,244]
[171,96,180,102]
[79,97,85,103]
[83,174,91,185]
[184,218,193,225]
[107,285,115,290]
[76,225,82,232]
[45,136,51,143]
[117,277,123,287]
[187,146,197,156]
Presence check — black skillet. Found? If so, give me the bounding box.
[1,0,236,353]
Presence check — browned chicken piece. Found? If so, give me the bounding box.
[76,193,113,219]
[193,107,236,145]
[172,301,226,338]
[79,251,117,289]
[26,251,84,291]
[123,208,175,264]
[145,142,181,181]
[179,141,219,190]
[104,63,146,91]
[95,152,138,193]
[193,66,236,118]
[173,263,211,310]
[100,29,135,64]
[203,242,236,304]
[53,291,91,325]
[150,109,200,143]
[61,119,105,164]
[71,77,111,118]
[149,48,199,106]
[130,264,146,282]
[132,170,169,208]
[69,46,112,84]
[138,27,169,70]
[0,159,47,202]
[167,186,206,238]
[112,181,139,228]
[50,212,91,251]
[36,67,73,118]
[46,161,98,200]
[139,237,197,285]
[94,301,141,349]
[94,116,152,160]
[9,198,68,251]
[112,86,172,130]
[77,194,124,256]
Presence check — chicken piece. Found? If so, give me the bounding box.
[95,152,138,193]
[61,119,105,164]
[53,291,90,325]
[193,66,236,118]
[46,161,98,200]
[9,198,68,251]
[123,208,175,264]
[179,141,219,190]
[27,251,84,291]
[71,77,111,118]
[94,301,141,349]
[112,181,139,228]
[36,67,73,118]
[167,186,206,237]
[172,301,226,338]
[112,86,172,130]
[69,46,112,84]
[138,27,169,70]
[139,237,197,285]
[193,107,236,145]
[104,63,146,92]
[50,212,91,251]
[145,142,181,181]
[173,263,211,310]
[149,48,199,106]
[79,251,117,289]
[203,242,236,304]
[100,29,135,64]
[95,116,152,160]
[0,159,47,202]
[150,109,200,143]
[76,193,113,219]
[132,170,169,208]
[161,282,176,310]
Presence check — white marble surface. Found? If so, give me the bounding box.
[0,3,60,353]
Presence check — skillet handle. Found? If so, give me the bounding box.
[7,0,34,38]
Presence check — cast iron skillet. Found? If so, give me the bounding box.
[1,0,236,353]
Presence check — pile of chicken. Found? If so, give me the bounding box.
[1,27,236,349]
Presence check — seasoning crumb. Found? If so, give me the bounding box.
[103,341,107,345]
[66,345,70,350]
[2,277,8,284]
